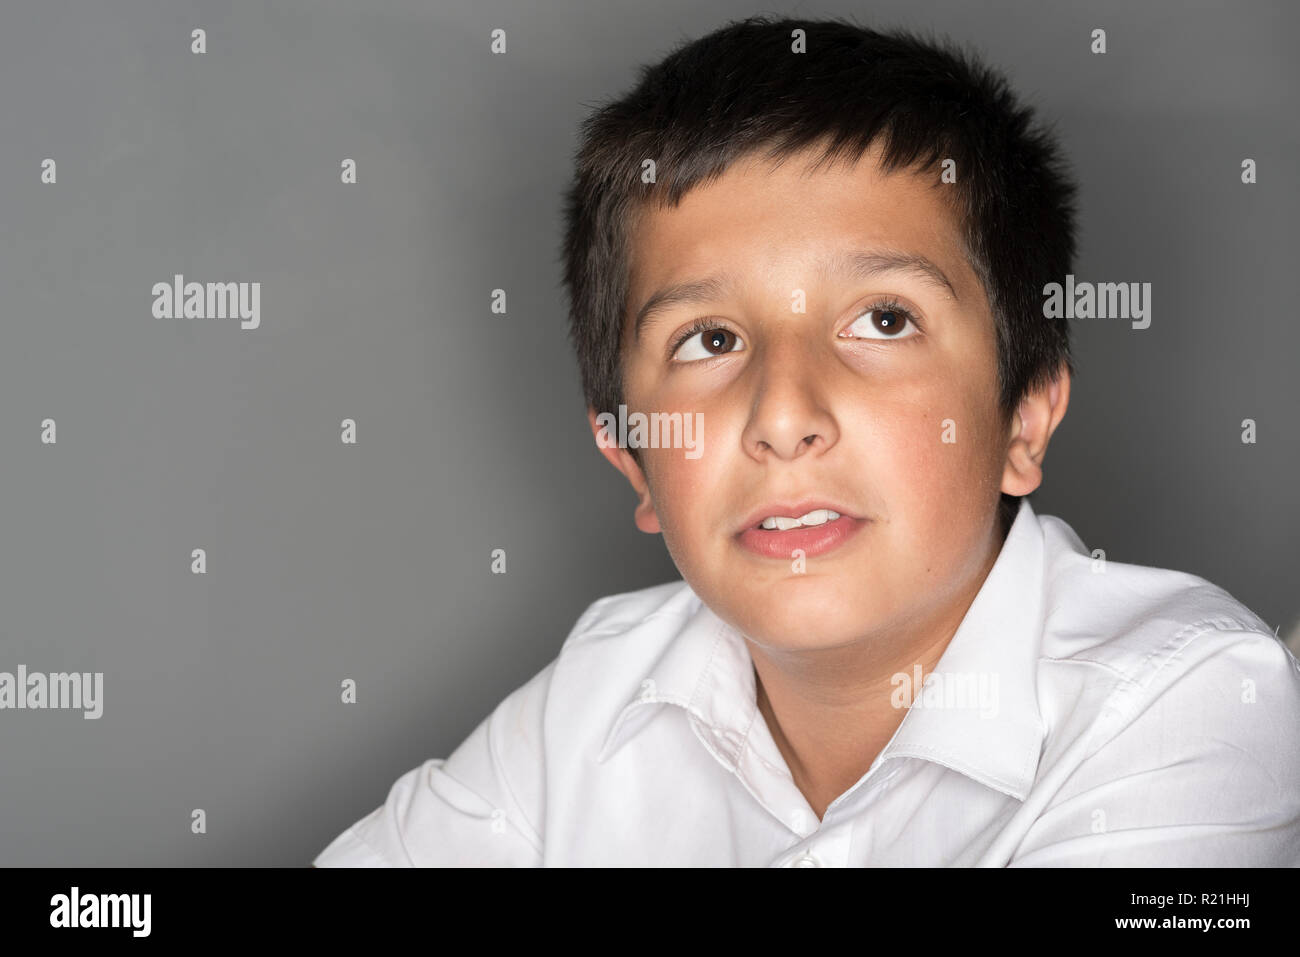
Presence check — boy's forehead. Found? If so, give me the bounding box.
[626,142,976,310]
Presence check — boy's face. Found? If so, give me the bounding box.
[591,142,1060,653]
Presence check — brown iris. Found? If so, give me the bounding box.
[701,328,737,355]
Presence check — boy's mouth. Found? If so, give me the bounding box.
[734,500,867,559]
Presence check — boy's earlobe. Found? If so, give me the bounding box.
[587,407,662,534]
[1000,365,1071,498]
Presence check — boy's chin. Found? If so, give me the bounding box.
[708,587,889,652]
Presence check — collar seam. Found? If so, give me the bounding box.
[887,744,1029,799]
[685,622,728,715]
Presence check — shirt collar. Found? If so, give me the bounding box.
[596,498,1048,801]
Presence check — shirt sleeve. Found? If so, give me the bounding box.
[1009,630,1300,866]
[313,659,554,867]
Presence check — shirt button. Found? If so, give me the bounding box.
[791,853,821,867]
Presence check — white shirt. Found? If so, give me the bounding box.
[314,498,1300,866]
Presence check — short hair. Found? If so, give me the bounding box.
[559,15,1079,532]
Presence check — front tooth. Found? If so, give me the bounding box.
[759,514,800,530]
[760,510,844,530]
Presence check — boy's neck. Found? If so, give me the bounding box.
[749,520,1007,821]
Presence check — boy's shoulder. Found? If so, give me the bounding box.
[549,578,702,700]
[997,512,1300,865]
[1016,511,1300,822]
[562,578,698,646]
[1033,511,1287,688]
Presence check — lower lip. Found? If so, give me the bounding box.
[736,515,866,559]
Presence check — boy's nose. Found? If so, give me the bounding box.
[740,338,840,461]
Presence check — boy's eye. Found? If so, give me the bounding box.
[668,301,918,362]
[673,325,745,362]
[840,303,920,340]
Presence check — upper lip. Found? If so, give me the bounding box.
[736,499,860,533]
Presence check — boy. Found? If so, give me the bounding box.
[314,16,1300,866]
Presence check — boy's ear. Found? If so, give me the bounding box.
[587,407,662,534]
[1001,363,1071,498]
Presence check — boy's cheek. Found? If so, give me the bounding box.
[639,453,712,547]
[861,406,1000,544]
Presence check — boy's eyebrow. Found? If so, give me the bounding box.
[632,248,960,341]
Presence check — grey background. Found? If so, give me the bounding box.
[0,0,1295,866]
